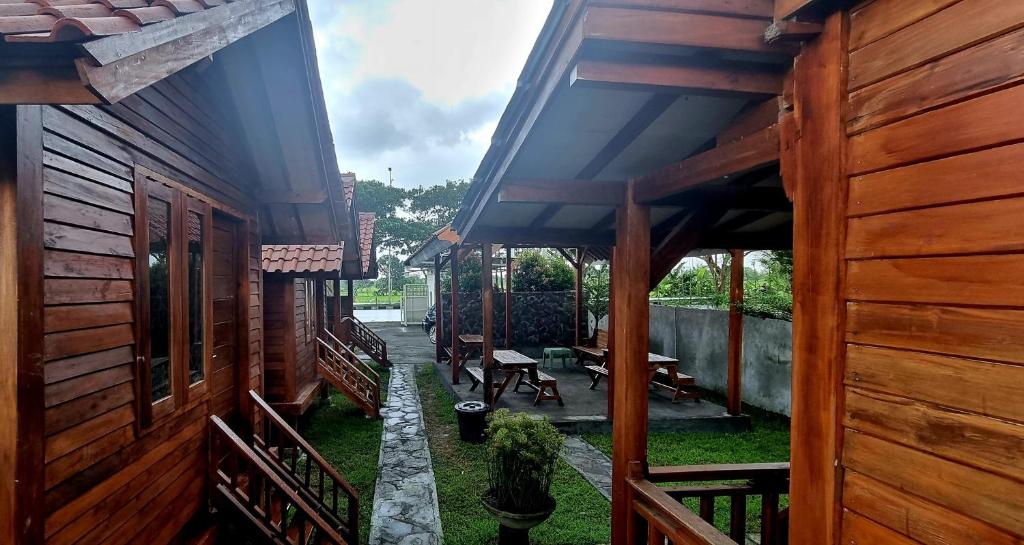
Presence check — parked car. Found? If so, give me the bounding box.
[423,305,437,344]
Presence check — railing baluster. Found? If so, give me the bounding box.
[761,491,779,545]
[699,496,715,524]
[729,495,746,543]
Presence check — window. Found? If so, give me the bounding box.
[135,173,212,426]
[305,279,316,343]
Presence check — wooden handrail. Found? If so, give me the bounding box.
[630,478,736,545]
[316,332,382,418]
[317,337,379,390]
[208,416,348,545]
[340,316,389,366]
[648,462,790,483]
[322,329,381,384]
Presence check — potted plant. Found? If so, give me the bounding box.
[481,409,564,545]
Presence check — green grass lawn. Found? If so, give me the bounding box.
[303,369,389,545]
[583,412,790,536]
[417,365,611,545]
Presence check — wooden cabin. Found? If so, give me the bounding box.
[441,0,1024,544]
[0,2,369,544]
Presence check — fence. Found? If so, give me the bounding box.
[401,284,430,326]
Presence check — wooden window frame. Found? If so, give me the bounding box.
[304,279,316,343]
[134,171,213,427]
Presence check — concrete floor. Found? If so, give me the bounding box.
[366,321,749,434]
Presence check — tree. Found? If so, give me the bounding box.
[583,261,610,326]
[511,250,574,292]
[407,180,470,229]
[353,178,470,256]
[442,251,483,292]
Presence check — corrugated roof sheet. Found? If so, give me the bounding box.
[262,244,344,274]
[358,212,375,275]
[0,0,236,43]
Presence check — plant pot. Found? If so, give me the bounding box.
[482,493,556,545]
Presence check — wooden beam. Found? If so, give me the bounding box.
[75,0,296,103]
[700,226,793,251]
[450,246,461,385]
[727,250,744,416]
[481,244,495,407]
[774,0,828,21]
[718,97,783,145]
[587,0,773,19]
[582,6,798,57]
[788,12,846,545]
[571,58,783,98]
[504,248,512,349]
[498,179,626,206]
[611,181,650,545]
[634,123,780,204]
[575,248,586,346]
[662,186,791,211]
[462,227,614,247]
[579,94,678,180]
[528,203,562,230]
[650,205,729,286]
[765,20,824,44]
[0,65,98,105]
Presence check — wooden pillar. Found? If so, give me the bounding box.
[727,250,744,416]
[332,279,342,336]
[611,181,650,545]
[606,252,615,419]
[481,244,495,406]
[342,279,354,318]
[504,247,512,349]
[450,245,461,385]
[574,247,585,346]
[788,12,848,545]
[434,255,444,363]
[315,279,326,338]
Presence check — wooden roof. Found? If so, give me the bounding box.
[451,0,796,280]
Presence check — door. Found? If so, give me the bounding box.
[211,213,240,418]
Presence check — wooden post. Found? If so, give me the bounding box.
[482,244,495,406]
[434,255,444,363]
[788,12,847,545]
[332,279,342,336]
[343,279,354,318]
[727,250,744,416]
[574,247,585,346]
[611,181,650,545]
[450,245,461,385]
[504,247,512,349]
[607,251,615,420]
[315,279,326,338]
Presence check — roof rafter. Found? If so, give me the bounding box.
[570,57,784,98]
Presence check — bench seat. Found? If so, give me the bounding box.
[513,369,564,406]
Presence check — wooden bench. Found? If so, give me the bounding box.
[653,367,701,403]
[466,367,486,391]
[514,369,564,406]
[573,328,609,366]
[585,363,609,390]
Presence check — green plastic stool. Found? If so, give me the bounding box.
[542,347,574,369]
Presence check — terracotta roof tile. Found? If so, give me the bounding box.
[341,172,356,210]
[0,0,236,43]
[358,212,375,275]
[262,244,344,275]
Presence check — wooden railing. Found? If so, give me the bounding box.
[316,330,382,418]
[249,391,360,544]
[630,462,790,545]
[341,316,389,367]
[208,416,349,545]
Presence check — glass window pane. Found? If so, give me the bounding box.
[187,210,204,384]
[148,196,172,402]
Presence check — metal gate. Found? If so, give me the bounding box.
[401,284,429,326]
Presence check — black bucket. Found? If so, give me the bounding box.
[454,401,489,443]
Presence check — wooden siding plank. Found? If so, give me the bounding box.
[44,404,134,463]
[847,255,1024,307]
[44,302,133,333]
[847,197,1024,259]
[44,167,133,215]
[44,346,134,385]
[45,279,133,305]
[42,130,132,180]
[849,83,1024,175]
[844,387,1024,480]
[43,324,134,361]
[42,107,134,167]
[44,365,133,408]
[43,251,133,280]
[44,194,133,236]
[847,302,1024,365]
[841,509,924,545]
[849,142,1024,217]
[848,0,1024,89]
[842,431,1024,535]
[45,382,135,435]
[843,470,1021,545]
[849,28,1024,134]
[845,344,1024,424]
[43,222,134,257]
[44,425,134,491]
[43,151,131,193]
[849,0,961,52]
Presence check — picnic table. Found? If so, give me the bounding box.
[467,349,564,406]
[458,334,483,361]
[586,350,699,403]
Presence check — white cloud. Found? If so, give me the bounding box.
[307,0,553,186]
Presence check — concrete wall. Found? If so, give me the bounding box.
[648,305,792,416]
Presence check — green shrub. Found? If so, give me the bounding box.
[512,250,574,292]
[485,409,564,513]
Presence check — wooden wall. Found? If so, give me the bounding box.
[837,0,1024,542]
[36,66,263,545]
[293,279,317,398]
[262,278,318,413]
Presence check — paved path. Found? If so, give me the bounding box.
[369,364,443,545]
[560,435,612,501]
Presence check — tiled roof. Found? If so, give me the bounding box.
[358,212,375,275]
[262,244,344,275]
[0,0,236,43]
[341,172,356,210]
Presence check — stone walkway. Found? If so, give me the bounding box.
[560,435,612,501]
[369,364,443,545]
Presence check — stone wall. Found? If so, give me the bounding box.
[648,305,793,415]
[441,291,576,355]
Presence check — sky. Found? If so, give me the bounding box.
[306,0,554,190]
